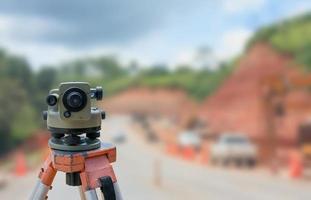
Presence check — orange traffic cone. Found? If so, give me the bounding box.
[289,152,303,179]
[182,146,195,161]
[14,151,27,176]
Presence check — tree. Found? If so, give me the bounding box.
[175,65,193,74]
[3,55,33,92]
[194,46,212,69]
[141,64,169,76]
[91,56,126,79]
[11,103,37,142]
[0,79,27,154]
[36,67,57,92]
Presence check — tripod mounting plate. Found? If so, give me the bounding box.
[49,136,101,151]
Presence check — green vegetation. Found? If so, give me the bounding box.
[55,57,235,101]
[132,63,234,101]
[247,12,311,70]
[0,50,55,155]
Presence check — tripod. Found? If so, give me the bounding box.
[29,141,123,200]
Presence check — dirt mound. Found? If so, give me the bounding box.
[199,42,311,145]
[102,87,197,125]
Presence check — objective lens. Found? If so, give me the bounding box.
[63,87,87,112]
[67,92,83,108]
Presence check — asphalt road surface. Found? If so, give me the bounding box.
[1,115,311,200]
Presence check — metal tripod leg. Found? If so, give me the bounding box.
[79,186,87,200]
[83,182,122,200]
[113,182,123,200]
[29,179,51,200]
[29,155,57,200]
[84,189,99,200]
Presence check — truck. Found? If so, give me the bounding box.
[211,133,258,167]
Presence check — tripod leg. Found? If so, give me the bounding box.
[113,182,123,200]
[79,186,87,200]
[99,176,115,200]
[29,179,51,200]
[80,155,123,200]
[99,176,123,200]
[84,189,99,200]
[29,154,57,200]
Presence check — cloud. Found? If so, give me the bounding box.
[222,0,266,13]
[0,0,309,69]
[284,2,311,18]
[169,28,253,70]
[0,0,205,68]
[0,15,66,41]
[215,28,253,60]
[0,0,199,47]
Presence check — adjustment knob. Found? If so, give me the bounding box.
[95,86,103,100]
[42,111,48,120]
[101,111,106,119]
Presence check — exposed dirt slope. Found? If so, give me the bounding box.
[102,87,197,125]
[200,42,311,145]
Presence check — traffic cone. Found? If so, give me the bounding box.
[182,146,195,161]
[14,151,27,176]
[289,152,303,179]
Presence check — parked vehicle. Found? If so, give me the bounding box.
[211,133,257,167]
[178,130,201,148]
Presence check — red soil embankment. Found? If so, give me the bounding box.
[199,43,311,146]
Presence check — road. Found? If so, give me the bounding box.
[1,115,311,200]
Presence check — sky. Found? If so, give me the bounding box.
[0,0,310,69]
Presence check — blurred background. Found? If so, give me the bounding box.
[0,0,311,199]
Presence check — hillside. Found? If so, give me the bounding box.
[56,56,234,101]
[106,12,311,99]
[247,12,311,70]
[199,42,311,162]
[199,13,311,152]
